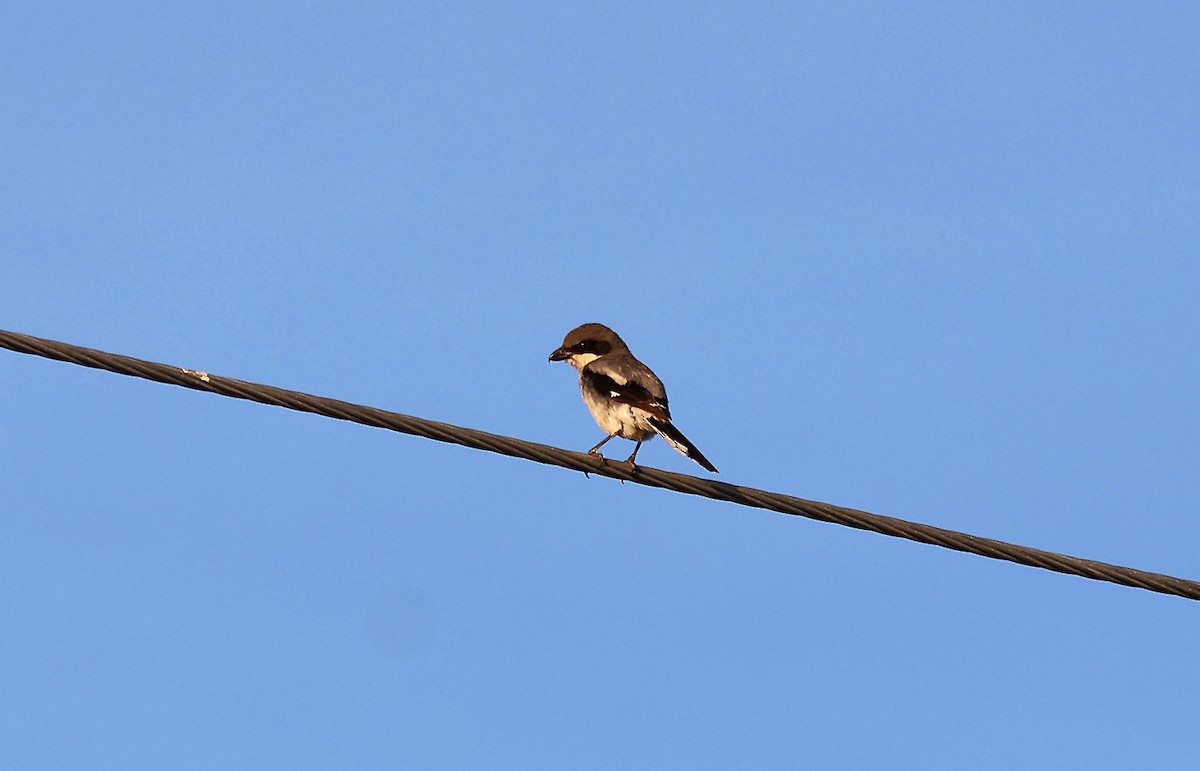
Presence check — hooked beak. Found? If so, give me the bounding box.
[548,347,569,362]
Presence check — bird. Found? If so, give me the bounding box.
[548,323,718,473]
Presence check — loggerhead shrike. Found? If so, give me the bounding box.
[549,323,718,473]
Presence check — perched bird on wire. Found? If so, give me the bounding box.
[548,323,718,473]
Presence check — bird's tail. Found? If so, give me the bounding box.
[647,417,718,473]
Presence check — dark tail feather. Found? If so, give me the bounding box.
[648,417,718,473]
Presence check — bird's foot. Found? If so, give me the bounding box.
[585,450,608,476]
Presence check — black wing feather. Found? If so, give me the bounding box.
[583,369,671,420]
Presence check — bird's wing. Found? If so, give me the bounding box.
[583,357,671,420]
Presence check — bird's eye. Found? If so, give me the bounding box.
[574,342,590,352]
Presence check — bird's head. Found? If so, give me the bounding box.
[548,323,626,370]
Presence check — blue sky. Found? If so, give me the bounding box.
[3,2,1198,768]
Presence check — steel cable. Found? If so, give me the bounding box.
[3,327,1197,602]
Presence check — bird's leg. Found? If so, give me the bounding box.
[623,440,643,472]
[587,434,617,459]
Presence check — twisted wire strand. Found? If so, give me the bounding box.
[3,327,1196,602]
